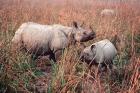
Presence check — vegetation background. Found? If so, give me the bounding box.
[0,0,140,93]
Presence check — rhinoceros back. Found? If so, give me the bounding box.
[94,39,117,63]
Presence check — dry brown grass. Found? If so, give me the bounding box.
[0,0,140,93]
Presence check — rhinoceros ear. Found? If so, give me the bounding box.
[91,44,95,51]
[73,21,78,29]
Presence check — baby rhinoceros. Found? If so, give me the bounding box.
[80,39,117,71]
[12,21,95,62]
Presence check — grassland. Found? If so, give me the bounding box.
[0,0,140,93]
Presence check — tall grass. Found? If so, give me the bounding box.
[0,0,140,93]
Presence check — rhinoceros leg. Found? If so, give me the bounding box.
[54,49,64,60]
[108,61,113,70]
[98,63,107,72]
[98,61,113,72]
[31,54,38,61]
[49,52,57,62]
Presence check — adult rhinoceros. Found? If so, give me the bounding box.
[101,9,116,17]
[12,21,95,61]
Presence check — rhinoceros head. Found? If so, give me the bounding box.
[72,21,96,42]
[80,44,96,64]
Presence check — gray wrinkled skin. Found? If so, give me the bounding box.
[80,39,117,71]
[12,22,95,61]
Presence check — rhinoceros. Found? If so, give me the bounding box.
[12,21,95,61]
[80,39,117,71]
[101,9,115,17]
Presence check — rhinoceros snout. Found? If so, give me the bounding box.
[80,32,96,42]
[89,31,96,39]
[79,52,89,62]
